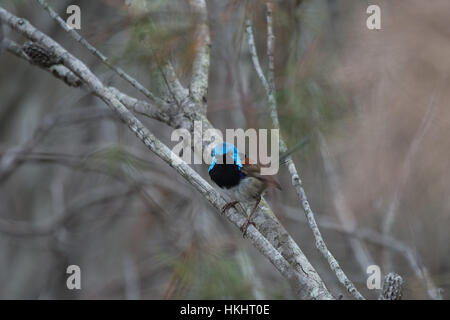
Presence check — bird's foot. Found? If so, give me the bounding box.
[240,196,262,238]
[222,200,256,237]
[240,217,255,238]
[221,200,240,214]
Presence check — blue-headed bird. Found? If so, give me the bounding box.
[208,142,281,235]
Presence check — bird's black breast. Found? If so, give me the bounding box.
[209,162,245,189]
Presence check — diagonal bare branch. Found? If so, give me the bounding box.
[245,4,365,300]
[4,38,82,87]
[159,62,189,104]
[35,0,163,105]
[3,37,180,126]
[0,6,333,299]
[0,186,137,237]
[0,107,113,183]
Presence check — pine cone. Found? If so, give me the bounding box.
[22,41,63,68]
[379,272,403,300]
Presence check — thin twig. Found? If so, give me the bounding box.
[245,6,365,299]
[0,108,112,183]
[317,130,374,272]
[0,18,4,54]
[4,38,82,87]
[158,62,188,106]
[381,75,444,300]
[284,205,424,276]
[109,87,173,124]
[245,19,270,95]
[188,0,210,110]
[0,7,333,299]
[3,37,177,125]
[266,2,275,94]
[3,8,326,297]
[0,186,138,236]
[0,150,173,221]
[35,0,163,104]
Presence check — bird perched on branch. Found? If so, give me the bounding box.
[208,142,281,235]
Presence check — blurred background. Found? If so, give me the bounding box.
[0,0,449,299]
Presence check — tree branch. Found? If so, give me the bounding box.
[3,37,178,126]
[317,129,374,272]
[0,107,112,183]
[4,38,82,87]
[0,7,333,299]
[0,186,137,237]
[188,0,210,110]
[245,7,365,299]
[35,0,163,104]
[159,62,189,105]
[381,75,444,300]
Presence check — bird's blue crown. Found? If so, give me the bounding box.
[208,142,243,172]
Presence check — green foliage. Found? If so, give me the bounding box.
[162,247,259,299]
[124,5,194,66]
[194,254,254,299]
[276,76,351,150]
